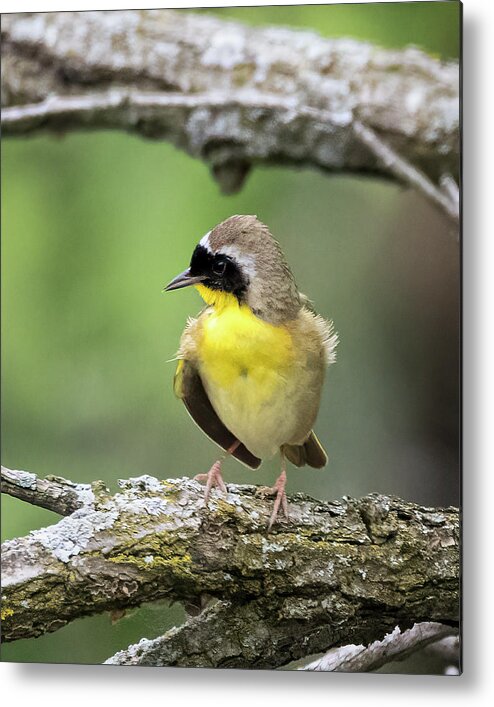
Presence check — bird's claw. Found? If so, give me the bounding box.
[194,460,227,504]
[256,470,288,530]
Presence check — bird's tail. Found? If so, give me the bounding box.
[282,430,328,469]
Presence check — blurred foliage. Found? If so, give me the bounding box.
[1,1,460,668]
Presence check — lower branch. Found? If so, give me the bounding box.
[105,606,458,670]
[105,597,354,668]
[1,469,459,669]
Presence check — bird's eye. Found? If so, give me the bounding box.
[212,258,227,276]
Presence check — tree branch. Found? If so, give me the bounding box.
[1,9,459,215]
[1,465,95,516]
[104,599,240,667]
[1,470,459,670]
[301,622,459,672]
[104,598,346,668]
[353,120,459,224]
[105,608,459,670]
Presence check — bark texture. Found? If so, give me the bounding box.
[1,9,459,211]
[0,465,93,516]
[2,469,459,668]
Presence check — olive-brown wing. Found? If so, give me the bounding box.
[174,359,262,470]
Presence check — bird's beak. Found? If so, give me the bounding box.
[163,268,206,292]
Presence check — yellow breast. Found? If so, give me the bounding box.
[195,286,294,399]
[186,286,318,459]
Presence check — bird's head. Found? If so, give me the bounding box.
[164,215,301,324]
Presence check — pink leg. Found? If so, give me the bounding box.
[267,469,288,531]
[194,441,240,505]
[256,455,289,530]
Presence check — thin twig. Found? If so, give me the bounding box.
[440,173,460,212]
[0,89,352,136]
[353,120,460,225]
[1,90,298,126]
[301,622,459,672]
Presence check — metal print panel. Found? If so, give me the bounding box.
[1,1,461,673]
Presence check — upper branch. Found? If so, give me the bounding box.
[2,471,459,661]
[1,10,459,213]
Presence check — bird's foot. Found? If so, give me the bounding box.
[256,469,288,530]
[194,460,227,505]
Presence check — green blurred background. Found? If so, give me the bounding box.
[1,2,460,669]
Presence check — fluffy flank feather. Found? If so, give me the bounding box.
[322,319,339,366]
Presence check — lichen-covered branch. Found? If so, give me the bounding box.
[105,597,353,668]
[301,622,459,672]
[105,608,458,670]
[1,471,459,668]
[1,465,94,516]
[1,10,459,215]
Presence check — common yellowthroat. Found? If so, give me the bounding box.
[165,215,337,529]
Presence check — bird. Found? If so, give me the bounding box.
[164,215,337,529]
